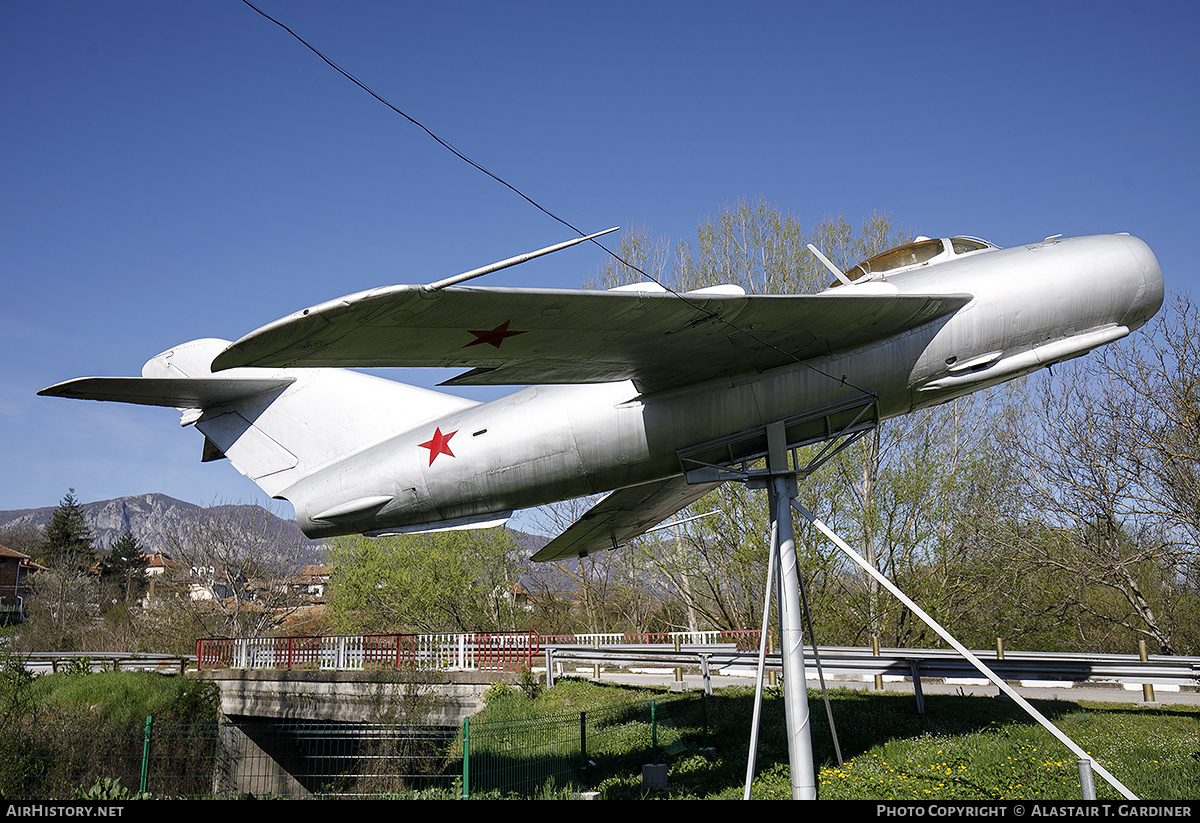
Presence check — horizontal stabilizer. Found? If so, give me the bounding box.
[38,376,294,409]
[39,337,482,500]
[532,475,720,562]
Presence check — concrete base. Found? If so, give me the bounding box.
[642,763,668,790]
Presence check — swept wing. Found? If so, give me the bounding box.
[212,285,972,393]
[531,475,722,562]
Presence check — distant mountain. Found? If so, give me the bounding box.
[510,529,550,557]
[0,493,317,555]
[0,492,589,613]
[0,493,559,567]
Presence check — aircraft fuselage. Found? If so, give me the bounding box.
[281,233,1162,538]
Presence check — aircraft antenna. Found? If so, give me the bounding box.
[807,244,854,286]
[423,227,619,291]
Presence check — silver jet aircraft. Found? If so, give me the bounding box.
[41,232,1164,560]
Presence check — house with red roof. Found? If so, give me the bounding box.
[0,544,44,624]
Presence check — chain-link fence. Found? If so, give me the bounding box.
[1,720,220,800]
[1,694,709,799]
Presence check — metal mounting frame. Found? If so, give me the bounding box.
[675,401,881,799]
[710,406,1138,801]
[676,392,879,485]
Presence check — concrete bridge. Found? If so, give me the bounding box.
[191,666,517,725]
[187,667,521,798]
[188,630,731,725]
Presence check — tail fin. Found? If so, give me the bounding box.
[41,338,479,498]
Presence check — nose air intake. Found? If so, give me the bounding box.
[1121,234,1164,332]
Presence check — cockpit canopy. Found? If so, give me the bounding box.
[836,236,998,286]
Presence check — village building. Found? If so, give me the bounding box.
[0,544,45,624]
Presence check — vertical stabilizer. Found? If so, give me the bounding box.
[45,339,481,499]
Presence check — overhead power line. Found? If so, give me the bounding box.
[239,0,867,396]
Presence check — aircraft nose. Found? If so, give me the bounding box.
[1119,235,1164,332]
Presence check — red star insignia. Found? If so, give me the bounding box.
[464,320,527,349]
[418,427,457,465]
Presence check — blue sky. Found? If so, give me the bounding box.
[3,1,1198,519]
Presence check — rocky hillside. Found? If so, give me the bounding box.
[0,493,314,553]
[0,493,552,566]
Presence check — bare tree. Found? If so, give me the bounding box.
[652,482,773,632]
[567,205,1034,646]
[0,524,42,558]
[523,496,618,635]
[146,503,310,641]
[996,296,1199,654]
[1092,293,1200,551]
[18,565,96,652]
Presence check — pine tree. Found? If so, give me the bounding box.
[39,488,94,568]
[104,531,147,603]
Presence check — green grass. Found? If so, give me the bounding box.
[25,671,220,725]
[1,670,221,800]
[472,679,1200,800]
[813,708,1200,801]
[7,668,1193,800]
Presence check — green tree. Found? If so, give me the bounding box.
[102,531,147,607]
[326,528,524,634]
[20,490,98,650]
[38,489,94,569]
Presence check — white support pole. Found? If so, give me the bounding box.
[744,522,778,800]
[767,423,817,800]
[791,500,1138,801]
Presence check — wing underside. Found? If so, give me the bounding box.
[531,475,721,562]
[212,285,972,393]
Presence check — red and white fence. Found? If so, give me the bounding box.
[195,630,768,673]
[195,631,541,673]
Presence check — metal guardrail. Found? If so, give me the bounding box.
[543,644,1200,696]
[19,639,1198,696]
[18,652,194,675]
[539,630,764,650]
[806,646,1200,687]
